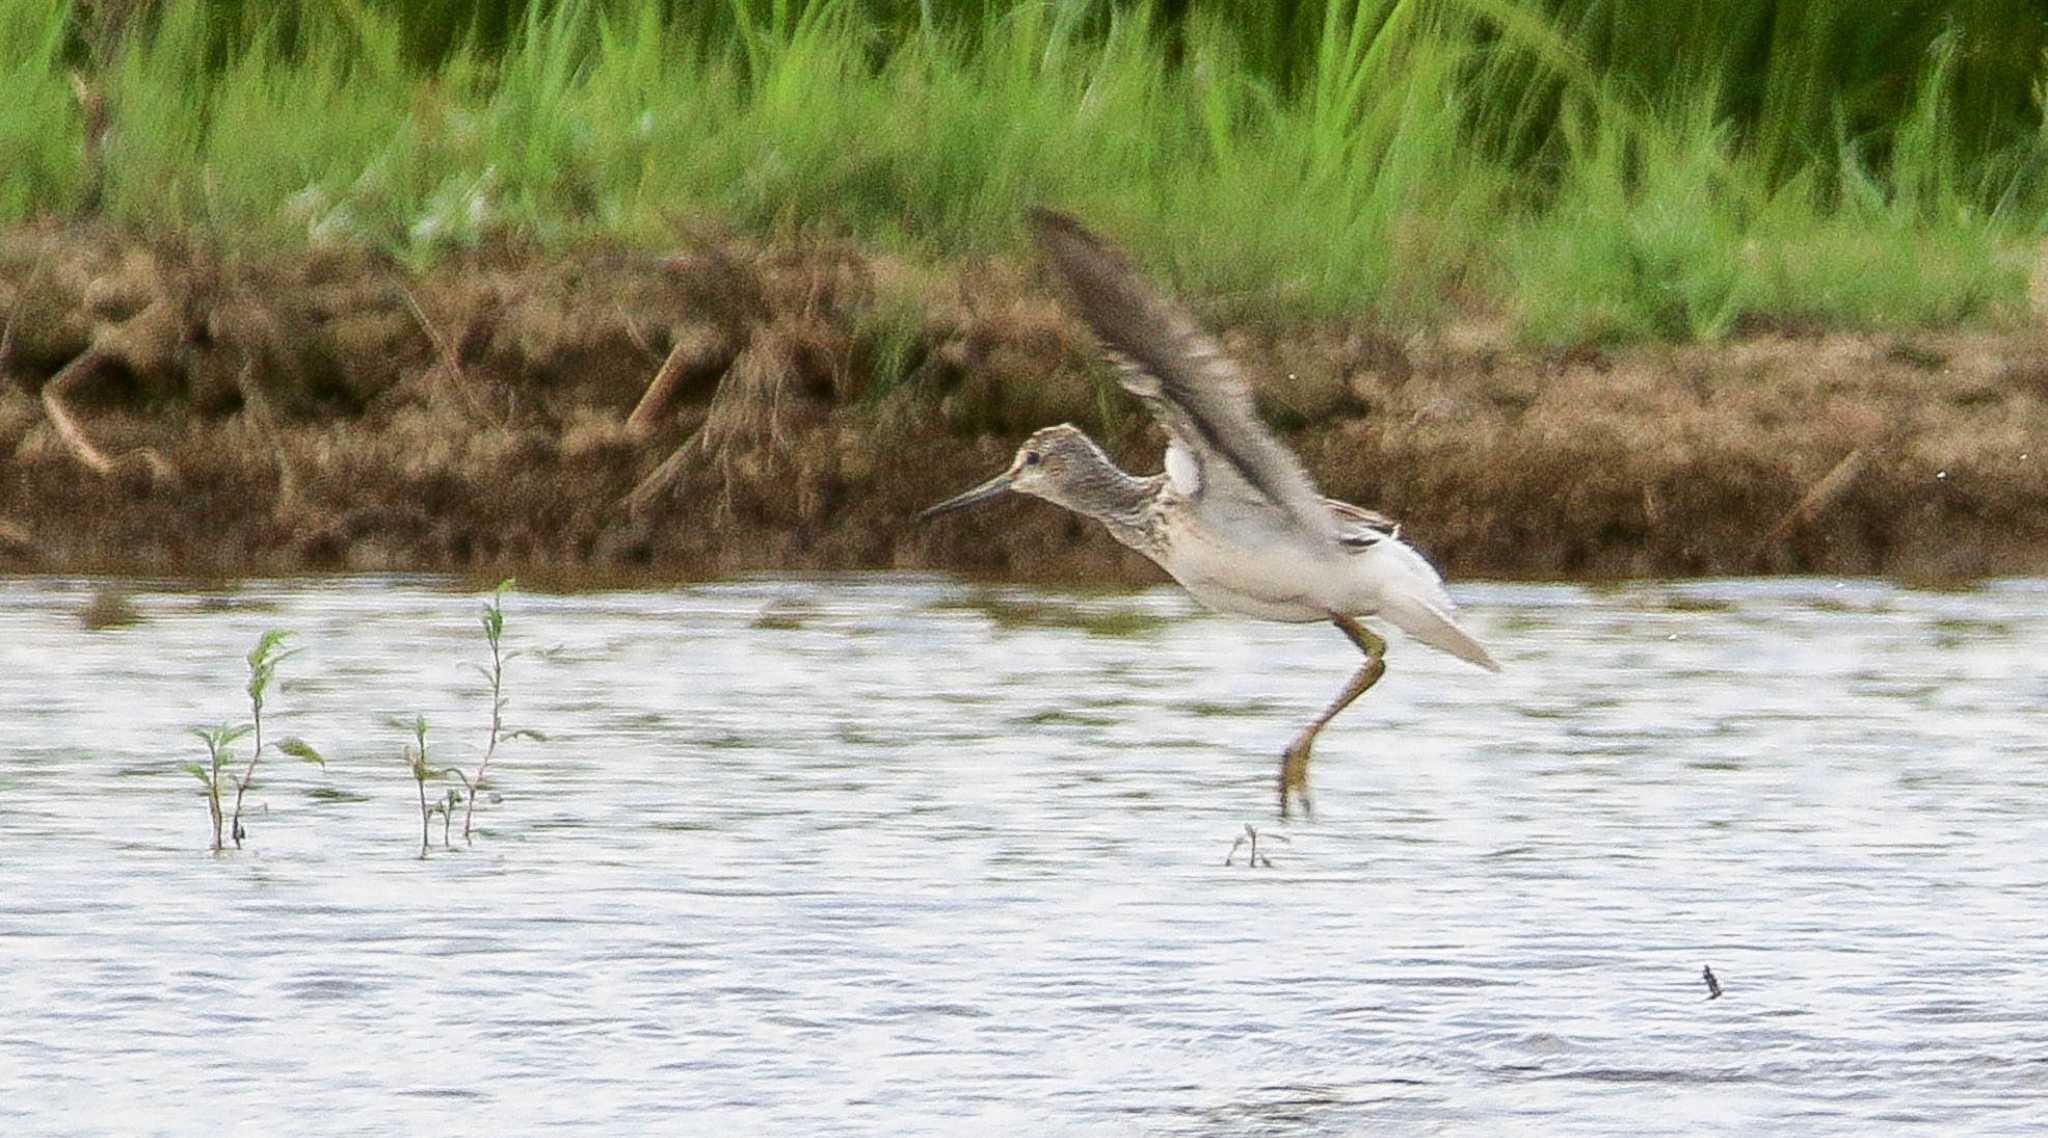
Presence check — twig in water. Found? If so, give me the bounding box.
[1225,823,1288,868]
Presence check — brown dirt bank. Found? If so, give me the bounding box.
[2,222,2045,586]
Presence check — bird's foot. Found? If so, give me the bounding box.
[1278,741,1313,821]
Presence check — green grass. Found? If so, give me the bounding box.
[6,0,2048,340]
[0,2,84,218]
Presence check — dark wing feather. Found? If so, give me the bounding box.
[1029,209,1336,545]
[1326,498,1400,550]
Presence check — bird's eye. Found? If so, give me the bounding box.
[1023,451,1042,466]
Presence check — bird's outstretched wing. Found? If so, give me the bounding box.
[1029,209,1337,547]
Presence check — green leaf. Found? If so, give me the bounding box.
[246,629,292,669]
[246,631,298,706]
[276,737,326,767]
[179,762,213,786]
[220,723,256,746]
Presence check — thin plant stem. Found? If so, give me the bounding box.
[207,741,225,853]
[407,716,436,858]
[455,761,482,846]
[461,586,509,845]
[229,691,264,849]
[416,767,431,859]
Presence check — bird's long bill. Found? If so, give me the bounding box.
[918,471,1013,521]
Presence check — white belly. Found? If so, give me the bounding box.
[1155,524,1356,623]
[1122,503,1493,668]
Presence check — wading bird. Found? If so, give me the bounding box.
[921,210,1500,818]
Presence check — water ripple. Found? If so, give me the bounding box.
[0,575,2045,1134]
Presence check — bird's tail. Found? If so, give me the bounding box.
[1380,590,1500,671]
[1360,539,1501,672]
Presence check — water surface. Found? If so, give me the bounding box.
[2,575,2045,1135]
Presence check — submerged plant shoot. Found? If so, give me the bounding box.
[179,628,324,851]
[395,579,541,854]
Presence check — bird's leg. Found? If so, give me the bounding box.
[1278,616,1387,820]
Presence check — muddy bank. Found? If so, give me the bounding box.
[1,222,2045,585]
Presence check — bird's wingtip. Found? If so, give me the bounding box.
[1461,637,1503,673]
[1455,642,1503,674]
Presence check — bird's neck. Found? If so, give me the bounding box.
[1073,468,1165,554]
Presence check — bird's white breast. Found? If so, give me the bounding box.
[1155,517,1353,623]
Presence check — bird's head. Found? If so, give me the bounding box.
[918,424,1110,519]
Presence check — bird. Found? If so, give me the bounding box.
[1702,965,1723,1000]
[920,210,1499,819]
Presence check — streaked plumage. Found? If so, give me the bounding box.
[922,210,1499,817]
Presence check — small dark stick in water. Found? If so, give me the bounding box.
[1225,824,1287,868]
[1702,965,1723,1000]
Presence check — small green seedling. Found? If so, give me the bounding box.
[402,714,462,858]
[399,581,544,854]
[183,723,251,853]
[181,629,325,851]
[456,579,543,845]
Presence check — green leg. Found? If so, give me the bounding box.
[1279,616,1387,820]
